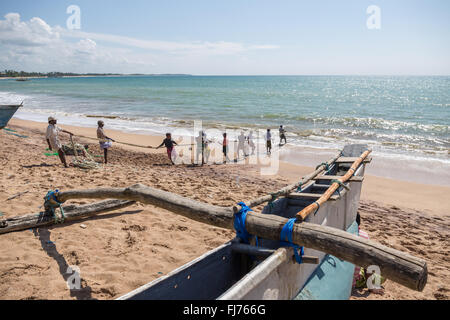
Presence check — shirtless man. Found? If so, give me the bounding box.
[155,133,178,165]
[266,129,272,154]
[279,125,287,145]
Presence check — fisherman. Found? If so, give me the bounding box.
[222,133,231,163]
[237,131,247,158]
[97,120,115,164]
[195,131,204,164]
[279,125,287,145]
[266,129,272,154]
[154,133,178,165]
[204,135,212,164]
[46,116,74,168]
[247,130,256,155]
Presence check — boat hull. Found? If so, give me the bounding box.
[118,144,369,300]
[0,105,21,129]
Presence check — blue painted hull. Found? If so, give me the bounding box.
[0,105,21,129]
[295,221,358,300]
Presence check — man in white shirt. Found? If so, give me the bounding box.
[46,116,74,168]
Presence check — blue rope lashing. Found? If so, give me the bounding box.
[280,218,304,264]
[296,182,303,192]
[313,201,320,215]
[348,167,356,176]
[331,179,346,197]
[234,202,253,244]
[316,162,330,172]
[268,192,281,213]
[44,190,65,223]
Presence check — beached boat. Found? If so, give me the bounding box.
[0,104,22,129]
[117,144,371,300]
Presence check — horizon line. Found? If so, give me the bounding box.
[2,73,449,77]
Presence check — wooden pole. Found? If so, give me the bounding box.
[0,200,135,234]
[201,135,205,166]
[296,149,372,221]
[54,183,426,291]
[235,152,342,211]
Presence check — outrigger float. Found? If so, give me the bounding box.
[0,144,427,300]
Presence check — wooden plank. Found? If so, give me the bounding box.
[288,192,340,201]
[313,175,364,182]
[231,243,275,258]
[231,243,320,264]
[336,157,372,163]
[296,150,371,222]
[239,152,342,209]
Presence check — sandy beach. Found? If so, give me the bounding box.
[0,118,449,300]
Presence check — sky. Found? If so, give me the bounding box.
[0,0,449,75]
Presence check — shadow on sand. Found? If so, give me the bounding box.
[32,209,142,300]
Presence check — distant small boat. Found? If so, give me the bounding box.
[0,104,22,129]
[15,78,30,81]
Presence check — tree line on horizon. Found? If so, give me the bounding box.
[0,70,121,78]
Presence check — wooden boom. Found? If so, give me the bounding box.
[54,183,427,292]
[0,200,135,234]
[296,149,372,221]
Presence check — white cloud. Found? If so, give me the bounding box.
[0,13,279,74]
[0,13,59,47]
[58,28,279,55]
[75,38,97,54]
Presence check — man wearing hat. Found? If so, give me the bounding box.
[97,120,115,164]
[46,117,74,168]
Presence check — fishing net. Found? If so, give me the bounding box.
[70,136,101,170]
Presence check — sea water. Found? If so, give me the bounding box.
[1,75,449,185]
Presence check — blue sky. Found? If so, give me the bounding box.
[0,0,449,74]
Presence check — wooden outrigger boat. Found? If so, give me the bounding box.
[0,144,427,299]
[117,144,372,300]
[0,103,22,130]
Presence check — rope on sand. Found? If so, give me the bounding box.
[3,130,29,138]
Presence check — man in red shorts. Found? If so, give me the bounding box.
[155,133,178,165]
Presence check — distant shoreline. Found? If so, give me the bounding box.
[0,74,193,80]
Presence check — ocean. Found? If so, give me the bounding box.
[1,75,449,185]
